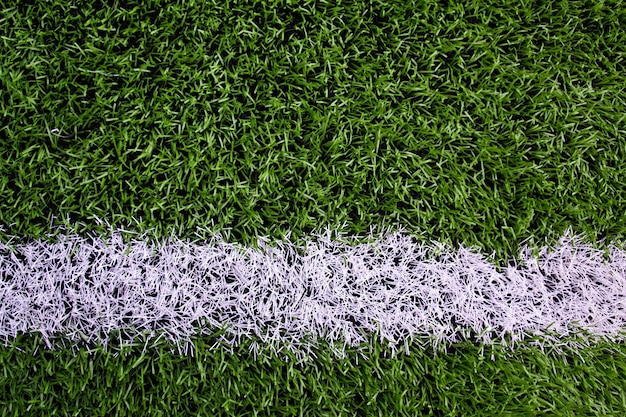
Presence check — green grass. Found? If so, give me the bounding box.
[1,0,626,415]
[2,0,625,258]
[1,334,626,416]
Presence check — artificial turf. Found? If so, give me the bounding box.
[1,0,626,415]
[2,334,626,416]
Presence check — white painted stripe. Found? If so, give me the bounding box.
[1,227,625,357]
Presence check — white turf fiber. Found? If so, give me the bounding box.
[1,227,625,358]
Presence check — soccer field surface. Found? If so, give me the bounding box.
[1,0,626,415]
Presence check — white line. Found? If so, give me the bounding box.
[1,227,625,358]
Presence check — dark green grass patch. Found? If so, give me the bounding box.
[1,333,625,416]
[1,0,625,259]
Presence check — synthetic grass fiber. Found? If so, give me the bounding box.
[1,0,626,415]
[2,226,626,360]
